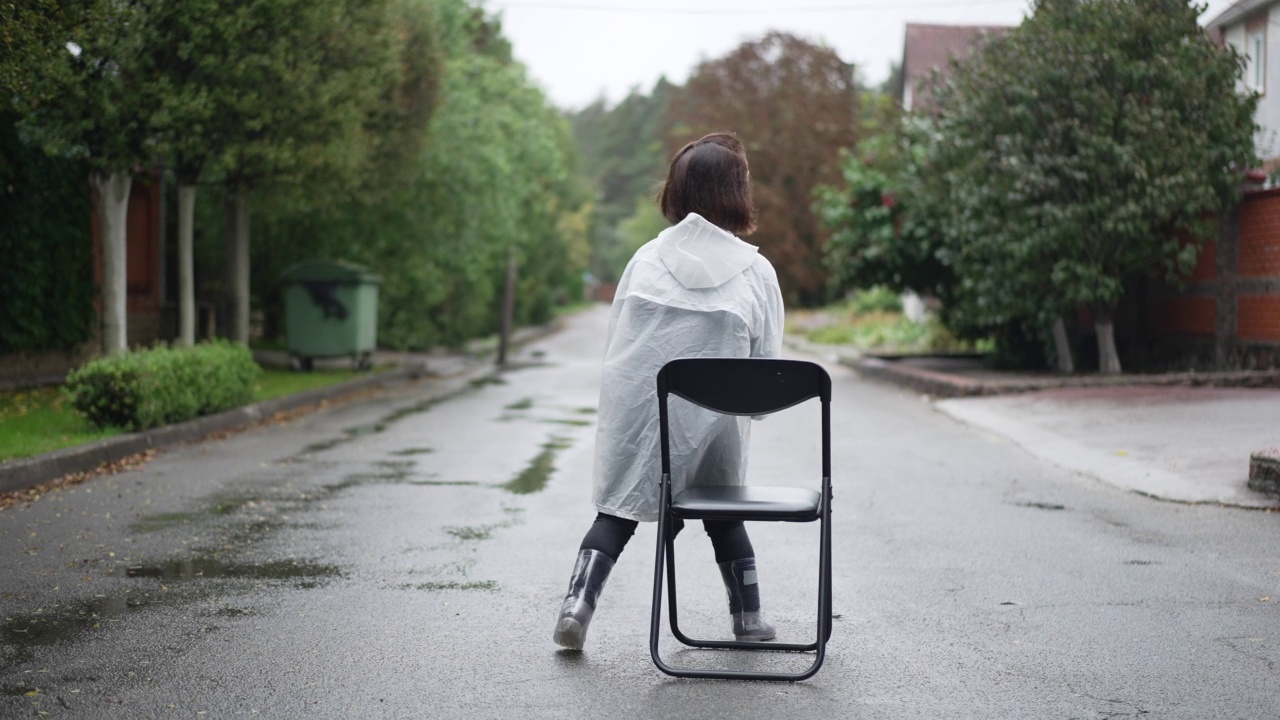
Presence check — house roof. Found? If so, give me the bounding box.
[899,23,1010,111]
[1207,0,1278,29]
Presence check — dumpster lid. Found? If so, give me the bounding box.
[279,259,382,284]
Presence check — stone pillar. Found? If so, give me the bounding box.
[1214,203,1240,369]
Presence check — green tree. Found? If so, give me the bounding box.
[568,79,674,282]
[816,117,949,301]
[212,0,406,345]
[666,32,859,306]
[144,0,432,346]
[253,0,584,350]
[3,0,158,354]
[930,0,1256,372]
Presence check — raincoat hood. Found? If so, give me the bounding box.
[655,213,759,290]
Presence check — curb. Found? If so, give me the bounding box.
[841,355,1280,398]
[0,320,563,494]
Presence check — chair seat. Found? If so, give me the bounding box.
[672,485,821,522]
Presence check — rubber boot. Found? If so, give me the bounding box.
[719,557,776,641]
[552,549,614,650]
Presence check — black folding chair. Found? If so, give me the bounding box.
[649,358,833,681]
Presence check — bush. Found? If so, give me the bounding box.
[847,286,903,314]
[64,341,260,430]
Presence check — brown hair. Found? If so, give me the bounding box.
[659,132,756,235]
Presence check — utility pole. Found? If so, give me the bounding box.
[497,250,517,367]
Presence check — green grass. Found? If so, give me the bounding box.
[253,368,366,402]
[0,365,371,462]
[790,289,983,355]
[0,387,121,462]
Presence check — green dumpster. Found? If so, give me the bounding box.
[279,259,381,371]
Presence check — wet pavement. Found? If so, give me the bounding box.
[2,305,1279,718]
[937,386,1280,509]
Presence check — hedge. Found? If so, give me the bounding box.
[64,341,260,431]
[0,113,96,353]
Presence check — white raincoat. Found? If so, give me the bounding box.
[593,213,785,522]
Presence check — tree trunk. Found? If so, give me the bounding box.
[224,188,251,345]
[1095,308,1122,374]
[1051,315,1074,374]
[177,183,197,347]
[91,170,132,355]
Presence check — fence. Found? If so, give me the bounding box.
[1147,187,1280,369]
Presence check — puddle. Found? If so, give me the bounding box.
[505,398,534,411]
[299,437,346,454]
[130,493,264,533]
[402,581,499,592]
[543,436,572,451]
[375,460,415,471]
[327,461,416,491]
[500,436,573,495]
[1016,502,1066,511]
[122,557,341,582]
[391,447,435,456]
[445,525,499,541]
[211,607,257,618]
[294,386,473,457]
[1,559,334,668]
[0,591,181,668]
[502,450,555,495]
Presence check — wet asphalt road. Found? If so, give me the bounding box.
[2,305,1279,719]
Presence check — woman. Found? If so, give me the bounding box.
[553,132,785,651]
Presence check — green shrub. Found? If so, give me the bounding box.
[847,286,903,315]
[64,341,260,431]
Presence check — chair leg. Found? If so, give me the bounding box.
[666,527,712,648]
[650,502,672,668]
[651,514,830,681]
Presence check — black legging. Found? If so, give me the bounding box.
[579,512,754,564]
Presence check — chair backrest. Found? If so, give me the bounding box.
[657,358,831,416]
[657,358,832,481]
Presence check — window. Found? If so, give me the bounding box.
[1247,23,1266,95]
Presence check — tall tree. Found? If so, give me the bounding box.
[568,78,675,282]
[252,0,585,350]
[3,0,157,354]
[665,32,858,306]
[221,0,406,345]
[930,0,1256,372]
[146,0,433,346]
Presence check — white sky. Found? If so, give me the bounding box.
[486,0,1241,110]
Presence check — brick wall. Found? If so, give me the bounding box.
[1239,193,1280,279]
[1238,295,1280,341]
[1147,188,1280,368]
